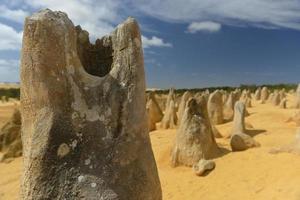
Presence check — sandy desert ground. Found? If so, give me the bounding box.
[1,94,300,200]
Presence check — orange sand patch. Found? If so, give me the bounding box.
[150,95,300,200]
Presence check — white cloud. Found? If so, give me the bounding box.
[133,0,300,31]
[20,0,173,47]
[23,0,121,39]
[0,23,22,50]
[142,36,172,48]
[0,5,29,23]
[187,21,221,33]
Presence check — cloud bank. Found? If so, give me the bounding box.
[187,21,221,33]
[0,0,173,50]
[134,0,300,30]
[0,23,22,50]
[142,36,173,48]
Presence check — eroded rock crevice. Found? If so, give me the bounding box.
[76,26,113,77]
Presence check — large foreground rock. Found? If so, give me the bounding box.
[20,9,161,200]
[171,98,219,167]
[0,109,22,161]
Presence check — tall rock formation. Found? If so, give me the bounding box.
[207,90,223,125]
[171,98,219,167]
[20,9,161,200]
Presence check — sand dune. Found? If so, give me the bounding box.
[1,95,300,199]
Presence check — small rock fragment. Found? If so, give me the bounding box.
[193,159,216,176]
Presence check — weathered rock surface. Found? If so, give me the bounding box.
[193,159,215,176]
[267,93,274,103]
[207,91,223,125]
[240,90,251,102]
[261,87,269,102]
[178,91,192,123]
[271,91,280,106]
[160,99,177,129]
[222,92,228,105]
[231,101,246,135]
[161,89,177,129]
[166,88,175,109]
[254,88,261,100]
[20,9,161,200]
[279,98,287,109]
[229,101,259,151]
[223,93,235,121]
[0,109,22,162]
[230,132,260,152]
[243,97,252,108]
[279,89,286,100]
[146,92,163,131]
[171,98,219,167]
[294,84,300,108]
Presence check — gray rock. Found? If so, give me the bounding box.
[230,132,260,151]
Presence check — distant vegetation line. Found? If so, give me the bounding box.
[0,83,297,99]
[0,88,20,100]
[147,83,298,95]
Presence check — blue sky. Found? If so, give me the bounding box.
[0,0,300,89]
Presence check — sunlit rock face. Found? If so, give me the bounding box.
[0,109,22,162]
[207,90,224,125]
[294,84,300,108]
[171,98,219,167]
[230,101,259,151]
[20,9,161,200]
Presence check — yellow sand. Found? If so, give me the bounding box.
[1,95,300,199]
[0,104,21,200]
